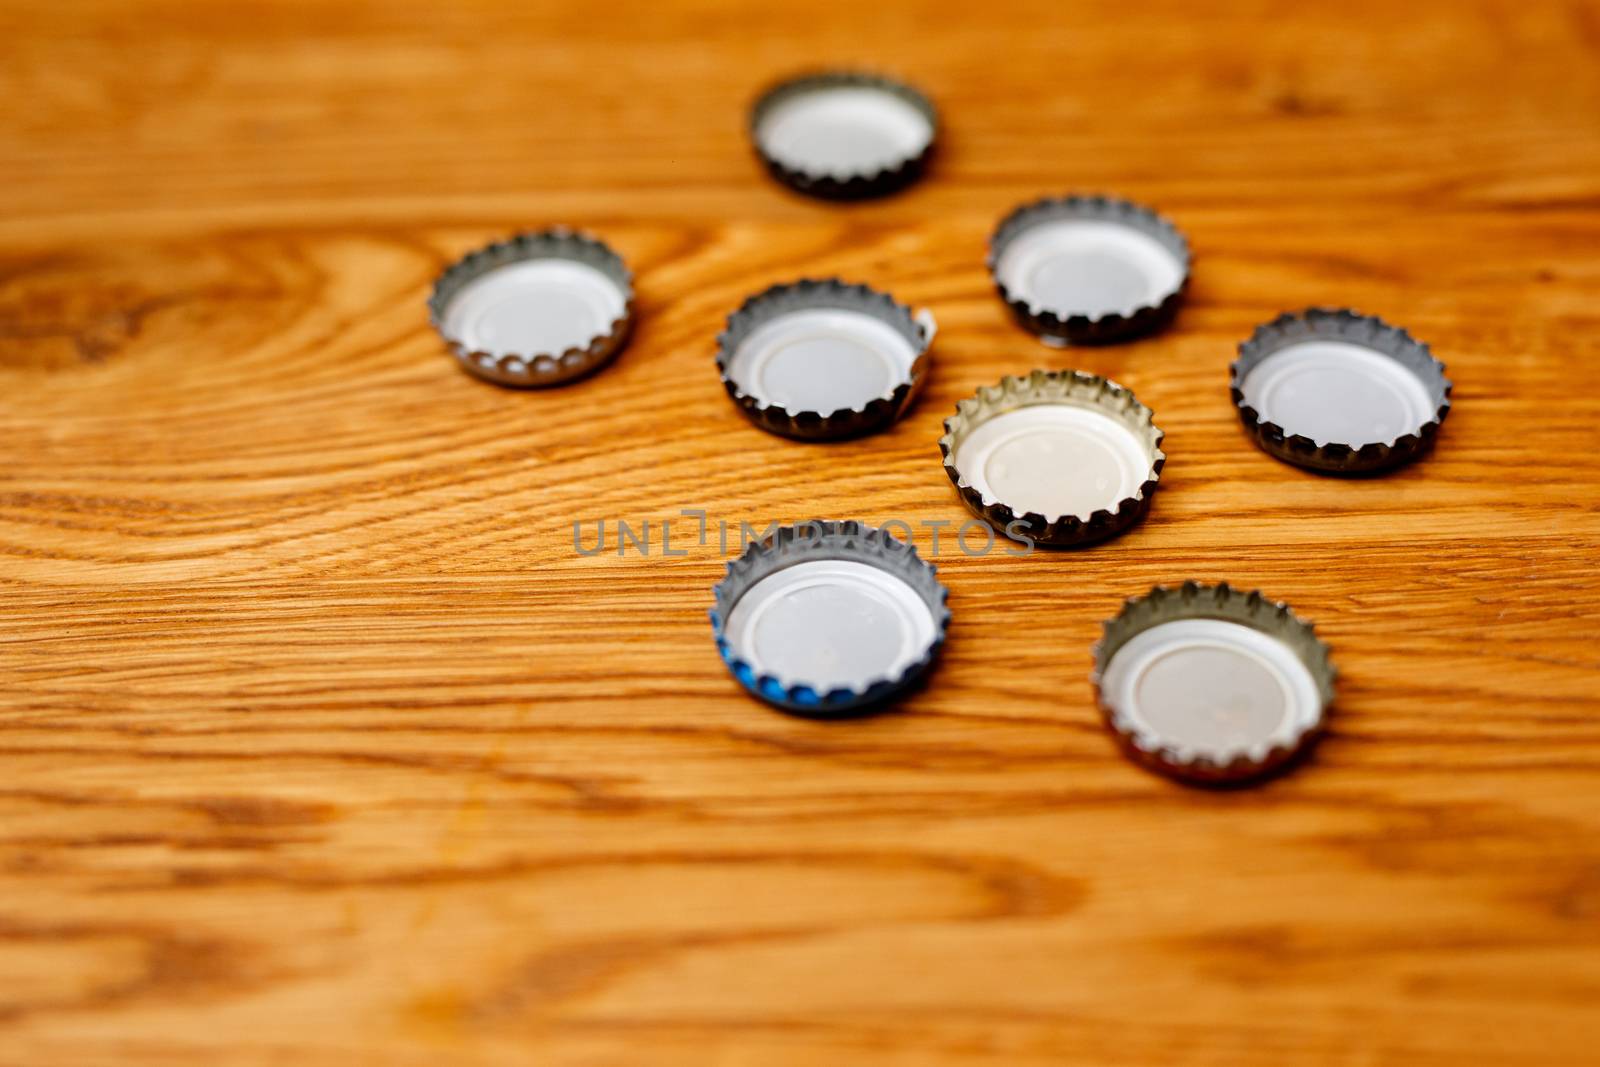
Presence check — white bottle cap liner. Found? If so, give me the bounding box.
[955,406,1152,522]
[718,279,935,440]
[726,560,935,690]
[940,370,1164,547]
[710,520,950,716]
[751,72,937,200]
[1092,582,1336,786]
[427,229,634,388]
[1232,308,1452,473]
[989,196,1190,345]
[728,308,917,412]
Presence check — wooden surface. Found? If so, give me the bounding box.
[3,1,1599,1063]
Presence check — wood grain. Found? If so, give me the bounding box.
[2,0,1599,1063]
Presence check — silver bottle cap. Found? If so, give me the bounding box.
[428,229,634,387]
[751,71,937,200]
[940,370,1164,547]
[989,195,1190,345]
[1231,308,1451,472]
[710,520,949,716]
[1092,582,1336,785]
[718,279,935,440]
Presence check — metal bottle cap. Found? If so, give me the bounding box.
[1092,582,1336,786]
[989,195,1190,345]
[428,229,634,387]
[750,71,937,200]
[939,370,1165,547]
[710,520,950,716]
[718,279,935,440]
[1231,308,1452,473]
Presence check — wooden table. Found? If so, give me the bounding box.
[3,1,1598,1063]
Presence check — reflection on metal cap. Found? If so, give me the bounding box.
[1091,581,1336,786]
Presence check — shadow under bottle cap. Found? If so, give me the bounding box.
[427,229,634,387]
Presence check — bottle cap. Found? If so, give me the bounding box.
[1091,582,1336,786]
[988,195,1190,345]
[750,71,937,200]
[427,229,634,387]
[710,520,950,716]
[717,279,935,440]
[1231,308,1451,472]
[939,370,1164,547]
